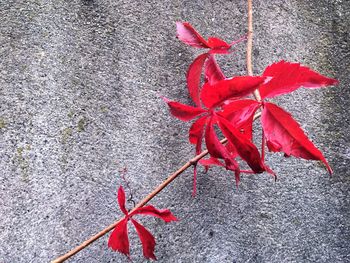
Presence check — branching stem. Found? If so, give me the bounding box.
[51,1,259,261]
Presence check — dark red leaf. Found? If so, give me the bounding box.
[204,55,225,85]
[201,76,265,108]
[205,116,228,159]
[218,116,265,173]
[189,116,207,154]
[130,205,178,223]
[108,219,130,257]
[176,22,210,48]
[117,186,128,215]
[260,61,339,99]
[163,98,206,121]
[187,53,209,105]
[204,116,239,172]
[261,102,332,174]
[225,142,238,158]
[131,219,156,260]
[220,99,260,140]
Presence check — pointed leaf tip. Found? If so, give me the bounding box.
[108,219,130,257]
[164,99,207,121]
[261,102,332,175]
[187,53,209,106]
[117,186,128,215]
[260,61,339,99]
[131,205,178,223]
[176,22,210,48]
[131,219,157,260]
[205,55,225,85]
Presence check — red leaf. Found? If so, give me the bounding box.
[220,99,260,140]
[130,205,178,223]
[205,55,225,85]
[201,76,265,108]
[189,116,207,154]
[117,186,128,215]
[204,116,238,172]
[108,219,130,257]
[225,142,238,158]
[176,22,210,48]
[163,98,206,121]
[260,61,339,99]
[207,37,231,49]
[187,53,209,105]
[261,102,332,174]
[218,116,265,173]
[131,219,156,260]
[205,116,228,159]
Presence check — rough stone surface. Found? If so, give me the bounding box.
[0,0,349,262]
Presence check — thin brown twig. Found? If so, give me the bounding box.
[51,112,261,263]
[247,0,261,102]
[52,2,260,261]
[50,142,213,263]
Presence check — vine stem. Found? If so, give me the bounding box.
[52,1,259,261]
[51,114,261,263]
[247,0,261,101]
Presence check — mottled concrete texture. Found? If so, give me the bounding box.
[0,0,349,262]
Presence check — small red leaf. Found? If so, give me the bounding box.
[205,117,228,159]
[207,37,231,49]
[218,116,265,173]
[189,116,207,154]
[187,53,209,105]
[204,116,238,172]
[130,205,178,223]
[261,102,332,174]
[260,61,339,99]
[201,76,265,108]
[163,98,206,121]
[108,219,130,257]
[205,55,225,85]
[131,219,156,260]
[176,22,210,48]
[117,186,128,215]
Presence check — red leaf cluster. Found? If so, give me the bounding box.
[109,22,338,261]
[108,186,177,260]
[164,22,338,192]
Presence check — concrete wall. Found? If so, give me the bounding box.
[0,0,349,262]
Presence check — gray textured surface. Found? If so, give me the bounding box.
[0,0,349,262]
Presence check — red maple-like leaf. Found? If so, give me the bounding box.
[108,186,178,260]
[259,60,339,99]
[261,102,333,174]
